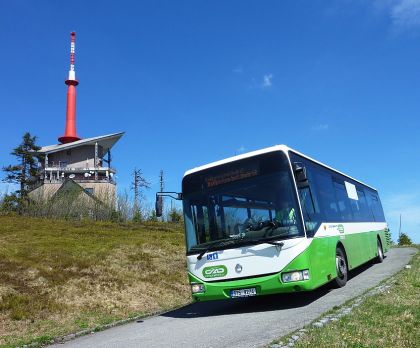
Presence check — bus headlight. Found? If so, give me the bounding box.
[281,270,310,283]
[191,284,205,294]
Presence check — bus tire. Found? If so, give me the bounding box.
[375,238,384,263]
[334,247,348,288]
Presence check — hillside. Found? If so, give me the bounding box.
[0,215,190,347]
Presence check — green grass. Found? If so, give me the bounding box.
[0,215,190,347]
[271,246,419,348]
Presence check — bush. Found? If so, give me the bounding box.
[148,209,158,222]
[168,208,183,223]
[398,233,413,246]
[0,193,21,213]
[132,210,143,222]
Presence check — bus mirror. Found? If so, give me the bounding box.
[297,180,310,189]
[155,192,183,217]
[293,162,309,187]
[155,195,163,217]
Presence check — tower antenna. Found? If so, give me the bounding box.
[58,31,81,144]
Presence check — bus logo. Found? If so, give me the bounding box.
[202,265,227,278]
[338,224,345,234]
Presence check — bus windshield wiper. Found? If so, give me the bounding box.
[192,239,236,261]
[245,236,285,247]
[247,219,278,232]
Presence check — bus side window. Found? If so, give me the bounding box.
[375,194,385,221]
[350,189,372,221]
[366,191,386,222]
[333,181,354,221]
[314,171,340,222]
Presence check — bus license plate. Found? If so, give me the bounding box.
[230,288,257,298]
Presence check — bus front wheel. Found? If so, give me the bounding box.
[334,247,348,288]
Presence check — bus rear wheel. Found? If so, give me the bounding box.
[334,247,348,288]
[375,239,384,263]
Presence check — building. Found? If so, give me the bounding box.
[30,132,123,203]
[28,32,123,205]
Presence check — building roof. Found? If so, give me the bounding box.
[183,144,375,190]
[37,132,124,155]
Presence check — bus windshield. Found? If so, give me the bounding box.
[182,151,304,254]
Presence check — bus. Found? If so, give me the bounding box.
[156,145,391,301]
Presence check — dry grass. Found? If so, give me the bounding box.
[0,215,190,347]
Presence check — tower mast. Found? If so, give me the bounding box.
[58,32,81,144]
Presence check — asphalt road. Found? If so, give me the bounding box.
[52,247,416,348]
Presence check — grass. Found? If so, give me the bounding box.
[0,215,190,347]
[271,246,419,348]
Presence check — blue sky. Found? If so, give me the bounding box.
[1,1,419,242]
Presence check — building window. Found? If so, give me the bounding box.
[84,188,94,195]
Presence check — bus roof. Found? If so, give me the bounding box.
[183,145,376,191]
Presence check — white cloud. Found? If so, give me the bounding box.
[391,0,420,30]
[247,74,274,90]
[373,0,420,32]
[312,124,329,131]
[325,1,420,34]
[262,74,273,88]
[233,66,243,74]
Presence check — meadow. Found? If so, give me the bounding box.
[0,215,190,347]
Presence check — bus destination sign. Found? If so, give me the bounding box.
[205,164,259,188]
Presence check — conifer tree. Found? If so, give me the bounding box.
[2,132,43,198]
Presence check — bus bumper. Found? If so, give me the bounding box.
[189,271,316,302]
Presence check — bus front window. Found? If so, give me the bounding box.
[182,152,304,253]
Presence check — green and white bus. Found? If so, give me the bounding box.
[156,145,391,301]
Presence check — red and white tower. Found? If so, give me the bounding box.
[28,31,124,205]
[58,31,81,144]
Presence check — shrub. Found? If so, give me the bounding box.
[168,208,183,223]
[398,233,413,246]
[148,209,158,222]
[132,210,143,222]
[0,193,21,213]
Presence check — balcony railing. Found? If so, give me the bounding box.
[42,177,116,184]
[44,166,116,173]
[41,167,116,184]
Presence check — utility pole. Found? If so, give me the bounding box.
[399,213,402,239]
[159,170,164,221]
